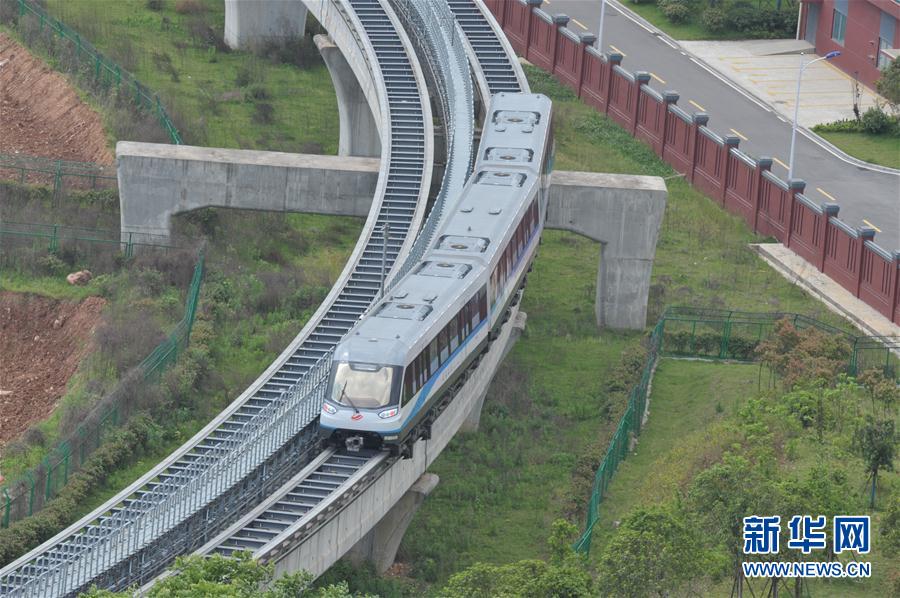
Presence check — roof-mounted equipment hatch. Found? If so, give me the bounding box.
[438,235,489,253]
[417,261,472,279]
[376,302,432,321]
[476,171,526,187]
[492,110,540,132]
[486,147,534,162]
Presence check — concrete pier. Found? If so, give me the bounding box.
[345,473,439,573]
[315,35,380,158]
[546,172,667,330]
[117,143,665,330]
[116,142,379,243]
[224,0,307,51]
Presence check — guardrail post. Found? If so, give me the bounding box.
[604,53,622,114]
[855,227,876,297]
[49,224,59,252]
[18,0,25,17]
[2,488,9,528]
[550,14,568,69]
[689,113,708,184]
[721,136,740,203]
[659,91,678,157]
[632,72,650,135]
[784,179,805,249]
[577,33,595,93]
[752,157,772,233]
[53,159,62,199]
[818,203,839,270]
[891,253,900,326]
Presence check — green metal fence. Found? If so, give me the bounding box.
[0,253,203,529]
[0,221,175,271]
[574,306,899,554]
[0,153,117,196]
[12,0,183,144]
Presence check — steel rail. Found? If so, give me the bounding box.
[0,0,433,593]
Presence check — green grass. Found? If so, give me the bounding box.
[817,130,900,170]
[0,269,100,301]
[593,360,897,597]
[40,0,339,152]
[621,2,717,41]
[392,66,858,588]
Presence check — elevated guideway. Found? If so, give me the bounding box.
[0,0,434,594]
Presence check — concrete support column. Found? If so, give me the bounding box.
[346,473,439,573]
[225,0,307,51]
[460,311,527,433]
[315,34,381,158]
[546,171,667,330]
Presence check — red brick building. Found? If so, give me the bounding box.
[799,0,900,87]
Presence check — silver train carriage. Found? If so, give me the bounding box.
[319,93,554,456]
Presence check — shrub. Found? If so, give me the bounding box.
[876,54,900,111]
[37,253,68,276]
[701,7,728,34]
[813,119,864,134]
[661,0,691,24]
[146,0,164,10]
[861,106,892,134]
[174,0,204,14]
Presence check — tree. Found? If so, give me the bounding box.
[854,417,896,508]
[881,493,900,557]
[81,552,367,598]
[756,320,851,390]
[441,520,593,598]
[686,453,780,598]
[596,505,707,597]
[876,58,900,113]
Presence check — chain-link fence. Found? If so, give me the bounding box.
[9,0,182,144]
[574,306,899,554]
[0,154,117,197]
[0,221,176,275]
[1,253,203,528]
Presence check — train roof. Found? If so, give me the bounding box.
[335,93,552,367]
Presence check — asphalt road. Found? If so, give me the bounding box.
[547,0,900,250]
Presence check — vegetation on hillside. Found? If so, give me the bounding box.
[626,0,797,41]
[0,185,361,565]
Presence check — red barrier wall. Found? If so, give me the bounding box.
[485,0,900,327]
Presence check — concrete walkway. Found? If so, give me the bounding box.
[754,243,900,338]
[680,39,882,128]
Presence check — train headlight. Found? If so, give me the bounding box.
[322,402,337,415]
[378,407,399,419]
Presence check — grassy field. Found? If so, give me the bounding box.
[594,360,897,596]
[40,0,339,152]
[389,65,857,591]
[817,130,900,170]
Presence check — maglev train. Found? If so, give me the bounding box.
[319,93,554,457]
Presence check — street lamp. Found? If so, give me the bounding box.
[788,50,840,179]
[597,0,607,56]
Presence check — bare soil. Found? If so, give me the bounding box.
[0,33,113,164]
[0,291,106,446]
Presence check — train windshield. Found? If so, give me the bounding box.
[331,362,399,409]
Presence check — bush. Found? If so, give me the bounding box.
[876,55,900,111]
[701,7,728,34]
[861,106,892,134]
[813,119,864,134]
[661,0,691,24]
[37,253,68,276]
[146,0,163,10]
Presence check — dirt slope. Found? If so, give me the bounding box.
[0,33,113,164]
[0,292,106,446]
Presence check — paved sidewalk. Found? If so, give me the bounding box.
[753,243,900,339]
[681,39,882,128]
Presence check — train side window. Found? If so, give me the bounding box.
[479,287,488,319]
[439,329,450,363]
[429,338,439,372]
[448,317,459,352]
[458,309,467,342]
[404,366,414,400]
[417,354,427,387]
[470,296,480,329]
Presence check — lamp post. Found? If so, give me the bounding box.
[597,0,607,55]
[788,50,840,179]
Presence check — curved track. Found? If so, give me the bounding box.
[0,0,432,594]
[0,1,527,594]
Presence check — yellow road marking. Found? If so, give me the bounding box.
[571,18,588,30]
[609,44,626,56]
[688,99,706,112]
[650,72,666,84]
[729,128,748,141]
[863,219,882,233]
[772,157,790,170]
[816,187,838,202]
